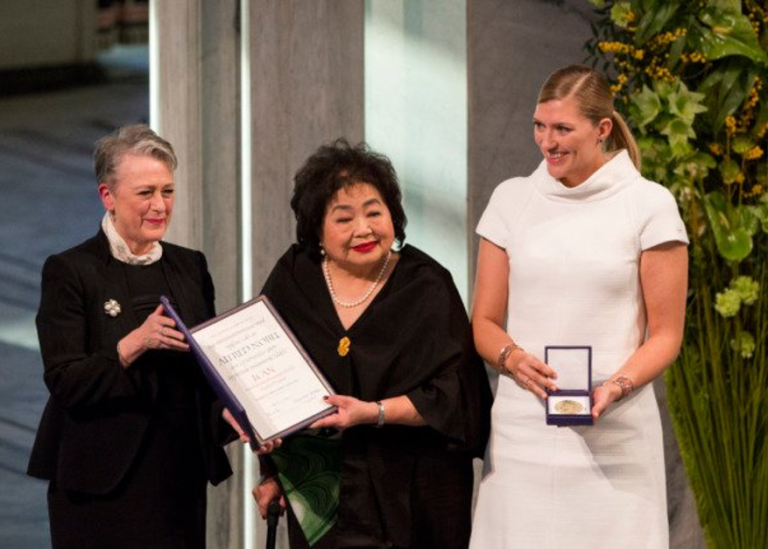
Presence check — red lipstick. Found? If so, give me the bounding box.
[352,242,377,253]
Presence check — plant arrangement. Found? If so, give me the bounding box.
[586,1,768,547]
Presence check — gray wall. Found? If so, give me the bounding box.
[0,0,96,70]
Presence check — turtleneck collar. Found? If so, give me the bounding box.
[101,212,163,265]
[531,149,640,203]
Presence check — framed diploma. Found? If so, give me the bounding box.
[161,295,336,449]
[545,346,593,426]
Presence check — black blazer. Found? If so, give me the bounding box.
[27,230,232,494]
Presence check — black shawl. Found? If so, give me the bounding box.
[261,244,491,546]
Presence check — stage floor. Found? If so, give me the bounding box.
[0,45,148,548]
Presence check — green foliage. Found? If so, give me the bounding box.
[696,8,768,64]
[588,1,768,547]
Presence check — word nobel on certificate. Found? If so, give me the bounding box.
[161,296,335,448]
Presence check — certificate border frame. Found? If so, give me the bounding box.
[172,295,337,446]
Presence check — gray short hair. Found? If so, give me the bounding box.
[94,124,177,190]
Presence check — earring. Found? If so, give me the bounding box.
[320,247,326,256]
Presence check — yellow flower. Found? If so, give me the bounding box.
[598,41,636,56]
[634,49,645,60]
[709,143,723,156]
[688,51,706,63]
[735,172,746,185]
[726,116,738,137]
[745,146,764,160]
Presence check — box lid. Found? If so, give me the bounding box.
[545,346,591,391]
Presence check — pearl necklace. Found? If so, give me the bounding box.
[323,250,392,308]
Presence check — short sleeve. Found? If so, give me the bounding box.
[476,183,511,249]
[635,183,689,250]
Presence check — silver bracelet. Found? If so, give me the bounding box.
[375,400,385,428]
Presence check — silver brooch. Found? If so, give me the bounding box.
[104,299,122,317]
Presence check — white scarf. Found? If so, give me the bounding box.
[101,212,163,265]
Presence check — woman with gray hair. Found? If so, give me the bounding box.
[27,124,237,548]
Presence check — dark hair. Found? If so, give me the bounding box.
[538,65,641,169]
[291,138,407,257]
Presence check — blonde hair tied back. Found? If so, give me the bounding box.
[538,65,641,170]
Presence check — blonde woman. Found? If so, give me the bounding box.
[470,65,688,548]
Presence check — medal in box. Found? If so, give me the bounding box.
[545,346,593,426]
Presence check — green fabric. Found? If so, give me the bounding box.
[271,432,342,546]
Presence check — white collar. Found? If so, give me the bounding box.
[531,149,640,203]
[101,212,163,265]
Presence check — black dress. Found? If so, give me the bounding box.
[261,245,492,549]
[46,261,210,549]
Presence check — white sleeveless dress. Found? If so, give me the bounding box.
[469,151,688,549]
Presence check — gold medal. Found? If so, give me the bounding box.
[554,399,584,414]
[338,336,351,357]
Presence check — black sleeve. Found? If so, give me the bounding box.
[36,255,143,411]
[405,273,492,456]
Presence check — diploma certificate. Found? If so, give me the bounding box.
[161,296,336,448]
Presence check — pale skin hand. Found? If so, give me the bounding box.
[472,238,688,422]
[116,304,189,367]
[310,394,425,430]
[221,408,282,454]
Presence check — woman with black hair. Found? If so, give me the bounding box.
[253,139,491,549]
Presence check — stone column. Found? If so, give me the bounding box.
[246,3,364,540]
[248,0,364,288]
[151,1,244,547]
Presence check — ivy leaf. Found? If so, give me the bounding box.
[732,136,755,155]
[748,204,768,234]
[740,206,760,236]
[704,192,753,262]
[588,0,606,7]
[638,135,675,182]
[666,83,708,124]
[611,2,634,28]
[697,8,768,65]
[673,151,717,181]
[629,85,662,131]
[719,158,741,184]
[660,119,696,150]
